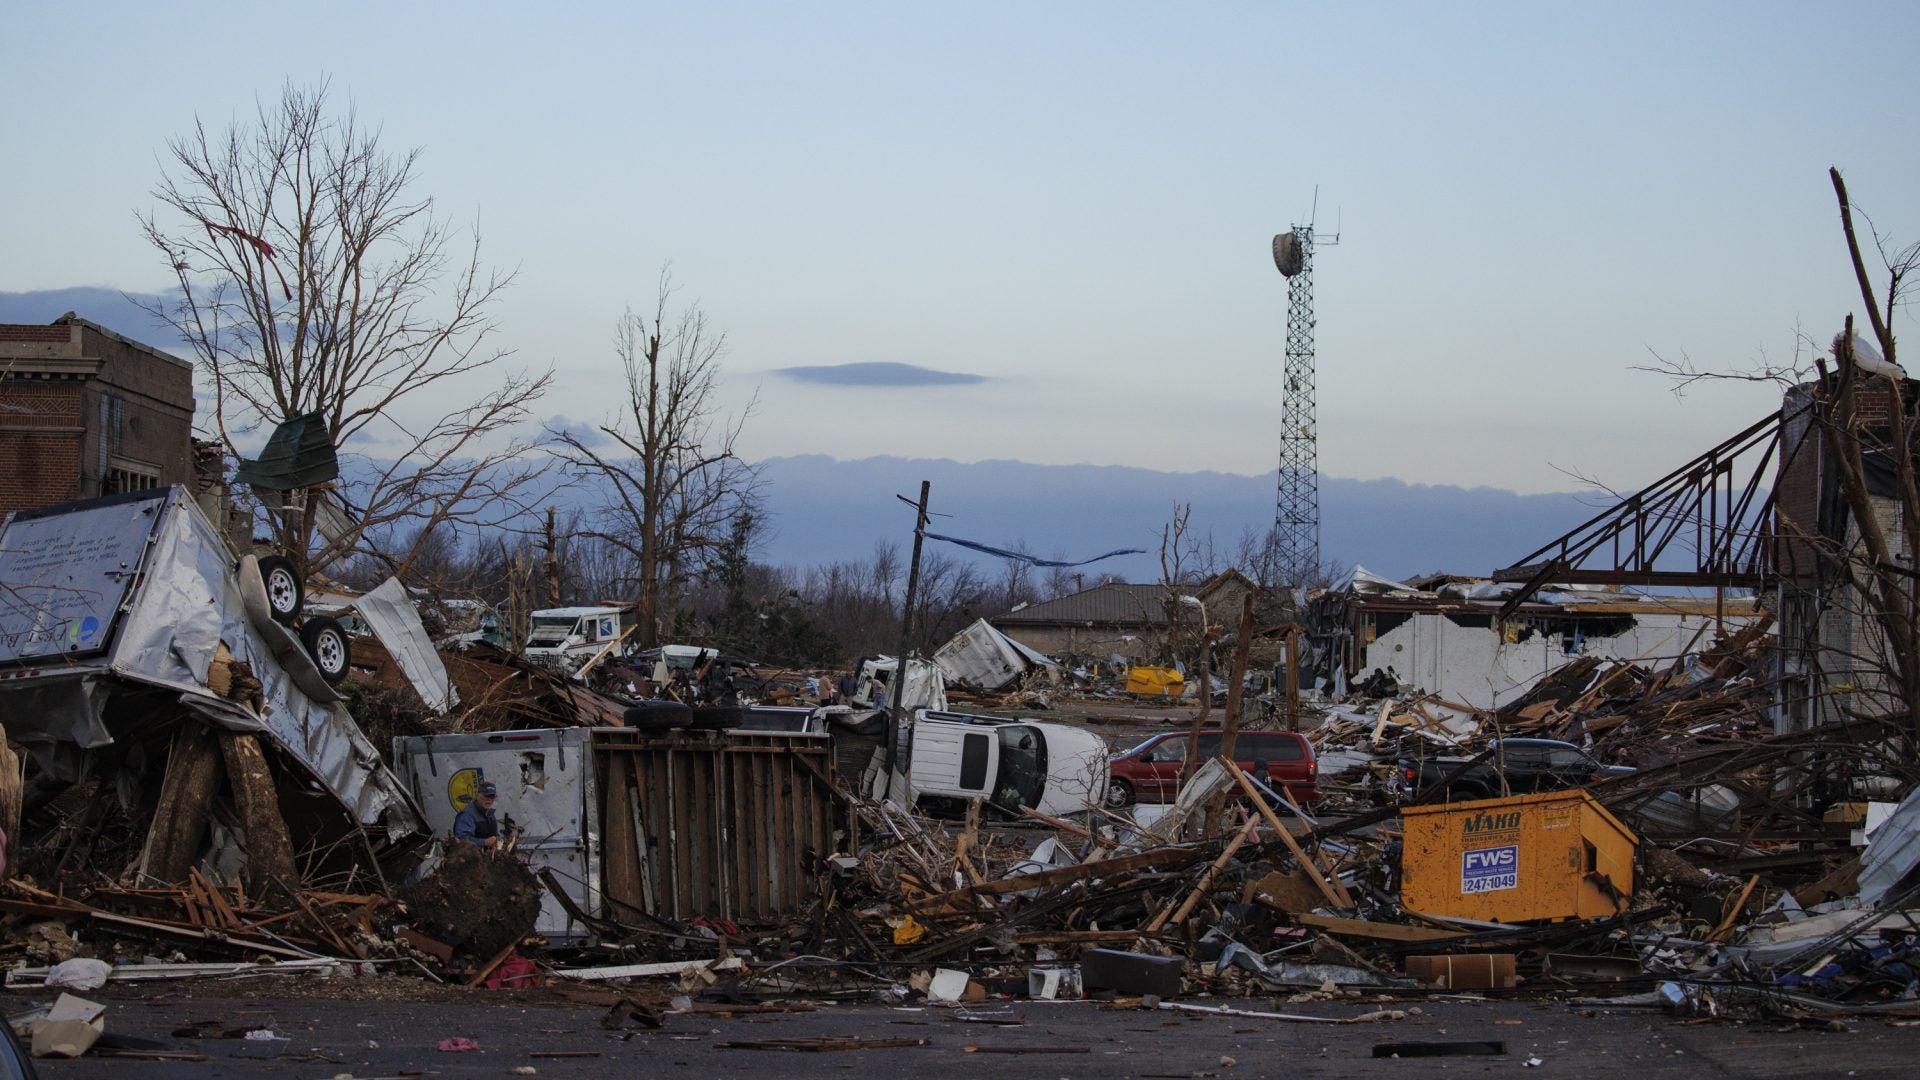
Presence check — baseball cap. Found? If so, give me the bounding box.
[477,781,498,796]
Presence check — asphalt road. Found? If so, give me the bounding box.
[24,990,1920,1079]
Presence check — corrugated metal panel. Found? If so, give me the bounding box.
[595,730,844,923]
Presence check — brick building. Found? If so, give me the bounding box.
[0,314,195,514]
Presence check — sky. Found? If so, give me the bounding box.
[5,1,1919,498]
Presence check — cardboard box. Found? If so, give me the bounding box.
[30,993,104,1058]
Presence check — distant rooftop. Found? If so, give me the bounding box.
[992,583,1173,627]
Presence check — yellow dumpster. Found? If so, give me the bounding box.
[1400,789,1636,923]
[1125,666,1184,697]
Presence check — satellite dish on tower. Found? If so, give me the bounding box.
[1272,232,1303,277]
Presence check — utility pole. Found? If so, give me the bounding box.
[883,481,931,800]
[543,506,561,605]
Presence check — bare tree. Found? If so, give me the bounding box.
[139,82,552,579]
[548,270,760,648]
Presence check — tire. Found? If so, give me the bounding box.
[1104,778,1136,809]
[257,555,304,625]
[1451,783,1489,802]
[624,700,693,730]
[300,616,351,685]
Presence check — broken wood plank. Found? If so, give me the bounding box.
[1223,759,1346,909]
[1151,818,1255,930]
[723,1037,928,1052]
[1012,930,1172,944]
[1708,874,1761,943]
[953,797,987,889]
[465,942,521,988]
[1021,805,1093,838]
[396,927,455,963]
[1294,913,1466,943]
[552,956,744,981]
[910,843,1212,906]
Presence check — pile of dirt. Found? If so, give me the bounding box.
[399,842,544,960]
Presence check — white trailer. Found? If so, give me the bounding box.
[0,486,419,834]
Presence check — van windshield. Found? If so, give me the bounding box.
[993,725,1049,811]
[528,617,577,643]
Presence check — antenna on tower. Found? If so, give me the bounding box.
[1271,192,1339,588]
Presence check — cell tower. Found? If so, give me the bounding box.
[1271,215,1334,587]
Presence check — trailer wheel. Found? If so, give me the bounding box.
[300,616,351,684]
[257,555,304,625]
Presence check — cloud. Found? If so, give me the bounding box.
[773,362,988,387]
[545,415,613,447]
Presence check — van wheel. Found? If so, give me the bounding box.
[300,616,351,684]
[257,555,303,625]
[1104,778,1135,808]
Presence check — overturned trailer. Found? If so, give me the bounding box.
[393,726,849,944]
[0,488,422,880]
[932,618,1061,692]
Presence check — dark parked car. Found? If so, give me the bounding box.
[1107,729,1321,808]
[1383,738,1632,802]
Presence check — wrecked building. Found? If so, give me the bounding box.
[1771,372,1919,735]
[0,314,194,514]
[1313,567,1762,709]
[989,572,1257,664]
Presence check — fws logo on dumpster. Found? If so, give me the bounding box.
[1460,845,1518,894]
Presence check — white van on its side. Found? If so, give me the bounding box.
[896,710,1108,819]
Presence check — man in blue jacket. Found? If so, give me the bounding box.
[455,781,501,849]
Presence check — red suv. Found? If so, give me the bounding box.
[1106,729,1320,808]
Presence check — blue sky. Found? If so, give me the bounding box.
[5,1,1917,495]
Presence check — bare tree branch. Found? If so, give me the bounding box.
[137,81,553,580]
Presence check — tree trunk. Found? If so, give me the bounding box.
[138,726,224,883]
[1218,594,1258,763]
[1206,595,1260,838]
[0,741,22,873]
[218,732,300,895]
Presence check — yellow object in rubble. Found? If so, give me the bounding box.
[891,914,927,945]
[1399,789,1636,924]
[1126,666,1185,697]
